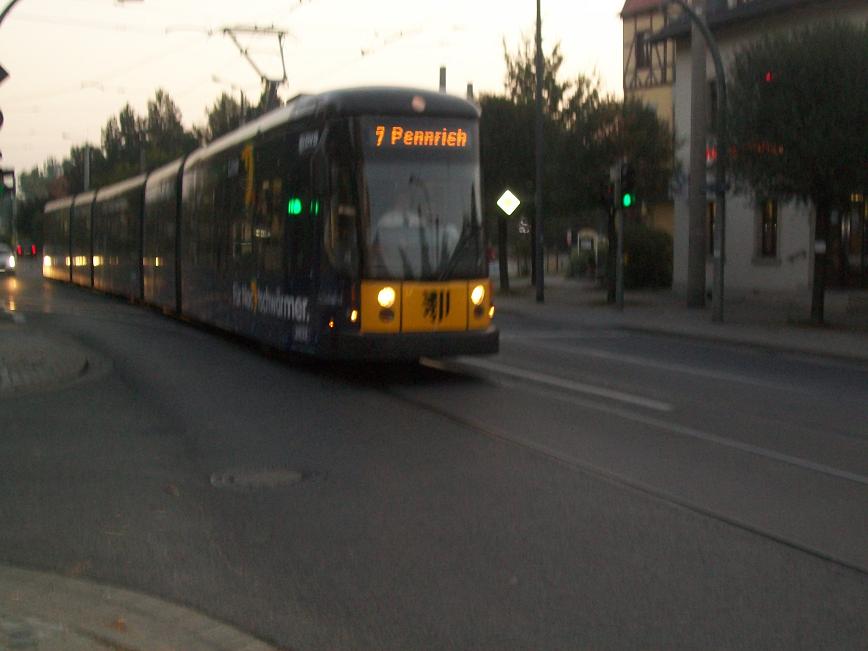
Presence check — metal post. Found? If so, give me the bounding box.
[664,0,728,322]
[534,0,544,303]
[686,1,707,308]
[616,206,624,311]
[83,145,90,191]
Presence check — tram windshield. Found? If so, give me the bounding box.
[360,117,484,280]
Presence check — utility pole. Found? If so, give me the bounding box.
[534,0,544,303]
[83,145,90,191]
[664,0,729,322]
[686,0,707,308]
[615,166,625,311]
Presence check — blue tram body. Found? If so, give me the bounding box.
[41,87,499,360]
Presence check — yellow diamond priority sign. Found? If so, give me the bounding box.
[496,189,520,216]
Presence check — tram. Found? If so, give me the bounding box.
[42,87,498,359]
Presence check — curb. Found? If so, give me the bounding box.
[0,564,279,651]
[493,294,868,366]
[0,328,92,395]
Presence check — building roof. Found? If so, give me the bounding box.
[621,0,665,17]
[649,0,835,41]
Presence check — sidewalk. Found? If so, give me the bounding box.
[1,313,279,651]
[0,317,90,396]
[494,276,868,364]
[0,564,277,651]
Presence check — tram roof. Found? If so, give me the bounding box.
[313,87,480,120]
[43,196,74,213]
[185,86,479,170]
[43,87,481,211]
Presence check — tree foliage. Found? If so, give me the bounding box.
[143,89,198,167]
[197,92,247,143]
[728,20,868,208]
[195,80,284,144]
[502,37,571,117]
[483,35,674,265]
[727,20,868,322]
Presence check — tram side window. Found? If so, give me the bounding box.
[286,153,315,278]
[191,169,216,268]
[324,163,359,275]
[254,136,287,277]
[225,153,252,267]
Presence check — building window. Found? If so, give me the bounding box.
[635,31,651,69]
[758,199,778,258]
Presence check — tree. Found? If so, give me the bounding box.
[198,92,247,143]
[16,159,64,242]
[728,21,868,324]
[99,90,197,183]
[484,34,676,286]
[598,97,675,205]
[102,103,145,182]
[503,36,571,117]
[143,88,198,168]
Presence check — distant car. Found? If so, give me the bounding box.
[0,242,15,274]
[16,241,37,257]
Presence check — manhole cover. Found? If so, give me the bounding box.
[210,468,303,490]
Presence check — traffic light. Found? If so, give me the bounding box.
[0,169,15,197]
[620,162,636,209]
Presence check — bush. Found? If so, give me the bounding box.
[623,221,672,289]
[566,249,596,278]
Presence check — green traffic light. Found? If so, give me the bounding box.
[287,197,303,215]
[622,192,634,208]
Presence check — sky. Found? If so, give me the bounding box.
[0,0,625,174]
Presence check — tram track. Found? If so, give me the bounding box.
[383,360,868,579]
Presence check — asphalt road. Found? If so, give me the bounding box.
[2,259,867,650]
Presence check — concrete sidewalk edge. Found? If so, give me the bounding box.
[0,563,279,651]
[493,282,868,365]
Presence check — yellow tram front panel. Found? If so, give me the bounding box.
[360,280,493,334]
[401,281,468,332]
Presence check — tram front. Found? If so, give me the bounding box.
[320,96,498,359]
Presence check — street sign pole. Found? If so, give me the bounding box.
[534,0,544,303]
[497,189,521,293]
[614,164,624,311]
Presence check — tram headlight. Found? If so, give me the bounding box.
[7,255,15,269]
[470,284,485,306]
[377,286,396,309]
[43,256,52,268]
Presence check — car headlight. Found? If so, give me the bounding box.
[7,255,15,269]
[470,284,485,306]
[377,286,396,309]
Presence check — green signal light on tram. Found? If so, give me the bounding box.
[287,197,303,215]
[621,192,634,209]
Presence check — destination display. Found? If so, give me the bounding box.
[372,123,470,150]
